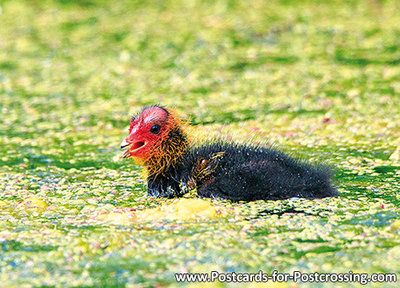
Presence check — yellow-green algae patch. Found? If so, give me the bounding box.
[135,199,230,222]
[97,199,230,225]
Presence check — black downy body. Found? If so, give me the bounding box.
[147,140,337,202]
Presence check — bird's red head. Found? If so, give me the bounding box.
[120,105,189,175]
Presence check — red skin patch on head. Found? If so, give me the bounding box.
[122,106,189,176]
[142,107,169,123]
[129,107,169,134]
[129,107,169,132]
[125,107,172,160]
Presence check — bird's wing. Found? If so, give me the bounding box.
[189,152,225,188]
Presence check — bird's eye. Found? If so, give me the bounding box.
[150,124,161,134]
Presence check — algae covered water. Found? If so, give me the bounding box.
[1,0,400,286]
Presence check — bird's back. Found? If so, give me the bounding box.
[184,142,337,201]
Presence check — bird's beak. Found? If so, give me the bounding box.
[120,139,130,149]
[119,137,147,159]
[119,139,131,159]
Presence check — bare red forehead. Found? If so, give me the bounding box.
[133,107,169,124]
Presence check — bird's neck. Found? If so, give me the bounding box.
[144,126,189,177]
